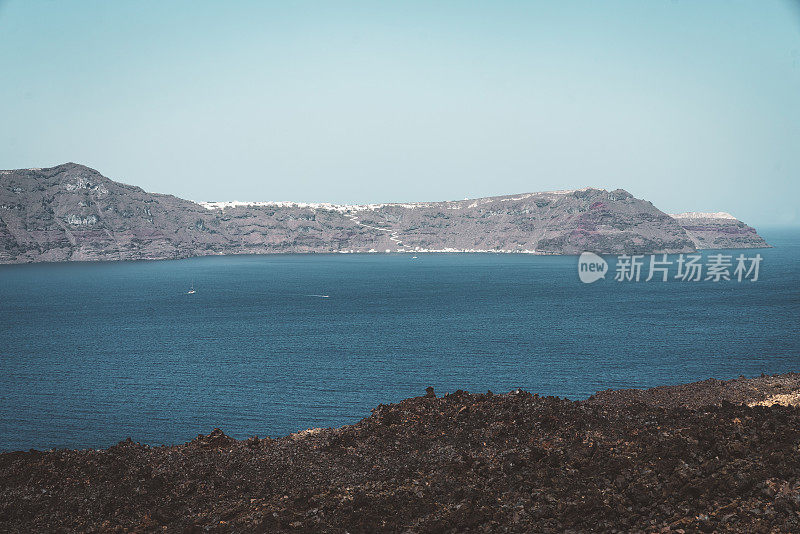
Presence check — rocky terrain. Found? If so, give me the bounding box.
[1,373,799,533]
[0,163,767,264]
[671,212,768,250]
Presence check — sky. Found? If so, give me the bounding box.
[1,1,799,226]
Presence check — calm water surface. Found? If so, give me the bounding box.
[1,229,798,450]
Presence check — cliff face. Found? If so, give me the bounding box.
[0,163,766,264]
[670,212,769,250]
[0,164,216,263]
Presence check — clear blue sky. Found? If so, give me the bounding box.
[1,1,798,226]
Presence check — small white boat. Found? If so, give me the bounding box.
[187,281,195,294]
[412,256,418,259]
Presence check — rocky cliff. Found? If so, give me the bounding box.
[0,163,767,264]
[671,212,769,250]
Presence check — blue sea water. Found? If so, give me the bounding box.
[1,229,798,451]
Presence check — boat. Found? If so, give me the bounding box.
[187,281,195,294]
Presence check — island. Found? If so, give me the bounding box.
[0,163,768,264]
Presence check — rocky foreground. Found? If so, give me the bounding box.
[0,163,768,263]
[1,374,799,533]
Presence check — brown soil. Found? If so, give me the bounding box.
[1,373,799,533]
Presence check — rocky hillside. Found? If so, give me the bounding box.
[1,373,798,532]
[671,212,769,250]
[0,163,767,263]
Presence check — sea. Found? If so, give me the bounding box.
[1,229,798,451]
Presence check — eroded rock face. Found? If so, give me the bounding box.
[0,163,766,264]
[671,212,769,250]
[0,164,216,263]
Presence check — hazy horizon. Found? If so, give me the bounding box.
[1,0,799,227]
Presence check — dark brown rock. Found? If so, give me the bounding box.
[1,373,798,532]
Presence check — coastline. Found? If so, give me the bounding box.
[2,373,798,532]
[0,242,776,267]
[0,164,769,265]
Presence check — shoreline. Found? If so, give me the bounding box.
[0,243,777,267]
[2,372,799,532]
